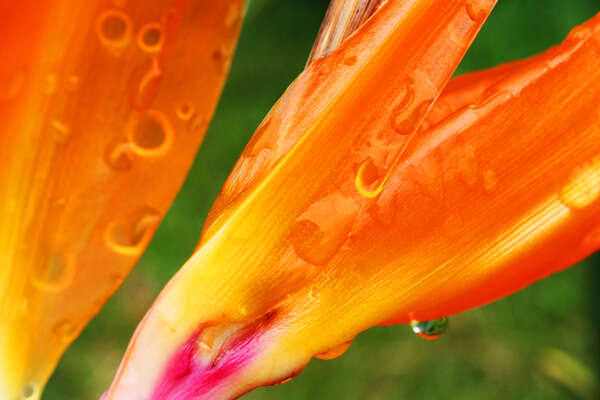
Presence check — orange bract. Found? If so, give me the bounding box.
[103,1,600,400]
[0,0,245,398]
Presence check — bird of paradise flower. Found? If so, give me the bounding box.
[1,0,600,399]
[96,0,600,399]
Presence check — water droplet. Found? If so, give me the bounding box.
[96,9,132,49]
[464,1,487,23]
[212,44,233,75]
[289,193,358,265]
[559,157,600,210]
[176,102,195,121]
[30,252,76,293]
[343,55,357,66]
[110,272,124,286]
[104,210,160,256]
[410,317,448,340]
[389,80,416,133]
[137,23,164,53]
[355,158,387,198]
[51,120,70,142]
[0,69,25,100]
[44,74,57,94]
[483,169,497,193]
[53,319,78,343]
[104,140,134,171]
[224,3,242,30]
[315,340,352,360]
[188,113,208,137]
[126,110,173,157]
[129,57,163,110]
[391,99,431,136]
[22,383,36,399]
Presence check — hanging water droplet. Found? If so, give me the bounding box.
[129,57,163,110]
[30,252,76,293]
[315,340,352,360]
[410,317,448,340]
[104,140,134,171]
[104,210,160,256]
[137,23,164,53]
[96,9,132,49]
[126,110,173,157]
[559,156,600,210]
[53,319,78,343]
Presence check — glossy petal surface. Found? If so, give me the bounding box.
[103,1,520,399]
[0,0,244,398]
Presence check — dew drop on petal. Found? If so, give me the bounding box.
[129,57,163,110]
[30,252,76,293]
[315,340,352,360]
[289,193,358,265]
[126,110,173,157]
[391,99,431,136]
[176,102,195,121]
[96,9,132,49]
[559,156,600,210]
[464,1,487,23]
[410,318,448,340]
[137,23,164,53]
[104,210,160,256]
[104,140,134,171]
[355,158,387,198]
[21,383,36,399]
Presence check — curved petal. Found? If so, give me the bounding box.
[0,0,245,398]
[103,1,500,399]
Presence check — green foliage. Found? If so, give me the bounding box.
[45,1,600,398]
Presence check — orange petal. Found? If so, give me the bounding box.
[103,1,500,399]
[0,0,245,398]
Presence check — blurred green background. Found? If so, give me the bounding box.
[45,1,600,399]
